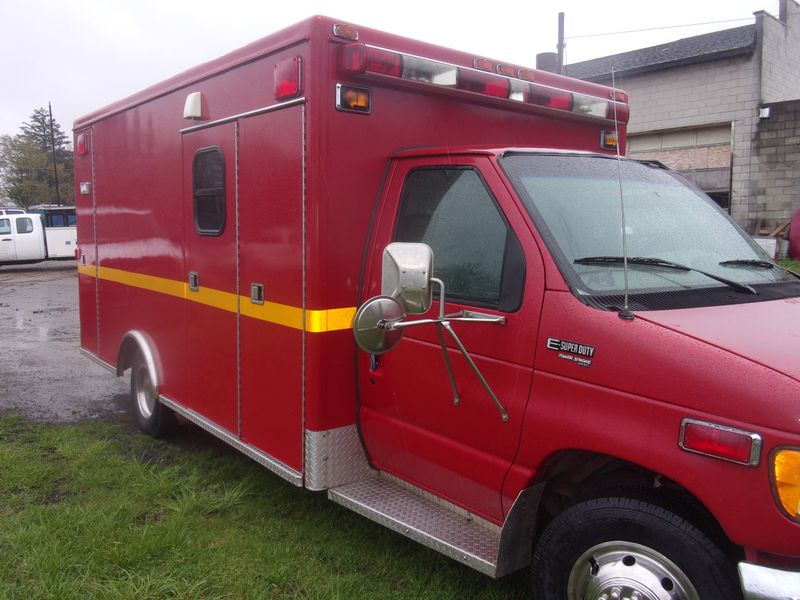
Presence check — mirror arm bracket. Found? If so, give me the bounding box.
[439,321,509,422]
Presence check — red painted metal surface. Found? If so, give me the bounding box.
[182,125,238,432]
[357,154,546,523]
[502,289,800,554]
[74,127,97,354]
[238,108,304,470]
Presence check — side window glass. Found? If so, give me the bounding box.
[193,147,226,236]
[0,219,10,235]
[395,167,523,310]
[16,218,34,234]
[67,213,76,227]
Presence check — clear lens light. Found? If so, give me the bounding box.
[774,449,800,519]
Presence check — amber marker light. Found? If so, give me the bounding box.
[336,84,371,113]
[773,448,800,520]
[333,23,359,40]
[473,58,494,71]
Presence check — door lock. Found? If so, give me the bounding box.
[188,271,199,292]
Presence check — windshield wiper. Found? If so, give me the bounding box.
[574,256,758,295]
[720,259,800,280]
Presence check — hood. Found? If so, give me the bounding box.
[638,297,800,382]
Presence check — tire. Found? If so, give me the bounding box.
[130,351,175,438]
[530,496,741,600]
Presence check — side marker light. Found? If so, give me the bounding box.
[336,84,371,114]
[679,418,761,467]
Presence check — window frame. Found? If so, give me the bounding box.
[192,146,227,236]
[15,217,34,234]
[392,165,525,312]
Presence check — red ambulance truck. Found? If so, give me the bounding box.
[74,16,800,599]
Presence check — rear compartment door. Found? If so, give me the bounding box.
[182,125,238,432]
[358,155,545,522]
[237,106,304,471]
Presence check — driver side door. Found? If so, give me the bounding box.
[357,155,544,522]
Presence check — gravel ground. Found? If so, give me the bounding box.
[0,261,128,422]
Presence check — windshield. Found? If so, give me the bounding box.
[501,153,796,296]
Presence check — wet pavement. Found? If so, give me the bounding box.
[0,261,128,422]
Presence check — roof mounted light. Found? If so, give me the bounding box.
[473,58,494,71]
[333,23,359,41]
[338,43,627,122]
[457,68,508,98]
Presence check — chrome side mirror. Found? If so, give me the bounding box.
[381,242,433,315]
[352,241,509,421]
[352,295,405,355]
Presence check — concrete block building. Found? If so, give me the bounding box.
[566,0,800,233]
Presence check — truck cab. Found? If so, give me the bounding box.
[0,213,48,265]
[352,146,800,599]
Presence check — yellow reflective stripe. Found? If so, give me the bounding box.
[240,298,303,330]
[77,263,97,277]
[306,306,357,333]
[77,263,354,332]
[192,285,237,312]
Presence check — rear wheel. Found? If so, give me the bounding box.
[530,496,741,600]
[130,351,175,437]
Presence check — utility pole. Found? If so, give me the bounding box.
[48,101,61,206]
[557,12,565,75]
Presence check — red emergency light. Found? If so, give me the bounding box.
[679,418,762,467]
[338,43,629,124]
[77,133,88,155]
[457,68,508,98]
[274,56,302,100]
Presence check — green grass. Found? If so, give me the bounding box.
[0,414,526,599]
[779,258,800,274]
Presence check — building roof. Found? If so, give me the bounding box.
[565,24,757,81]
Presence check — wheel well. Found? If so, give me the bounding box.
[115,331,160,393]
[532,450,743,562]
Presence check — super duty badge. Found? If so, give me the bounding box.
[546,337,595,367]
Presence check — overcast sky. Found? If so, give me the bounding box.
[0,0,780,139]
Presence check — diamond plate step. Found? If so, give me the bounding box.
[328,476,501,576]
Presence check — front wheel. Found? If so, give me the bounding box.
[130,351,175,437]
[530,496,741,600]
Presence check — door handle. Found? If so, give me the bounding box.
[1,238,11,242]
[250,283,265,304]
[188,271,199,292]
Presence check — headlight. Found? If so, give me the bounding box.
[772,448,800,520]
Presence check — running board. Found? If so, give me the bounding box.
[328,475,504,577]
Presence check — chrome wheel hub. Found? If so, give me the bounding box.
[567,541,700,600]
[133,365,156,419]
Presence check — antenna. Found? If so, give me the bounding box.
[611,68,634,321]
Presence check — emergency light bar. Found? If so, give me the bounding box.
[339,43,629,123]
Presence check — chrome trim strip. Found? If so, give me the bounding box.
[80,348,115,374]
[304,425,373,491]
[679,417,762,467]
[738,561,800,600]
[159,395,303,486]
[179,97,306,134]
